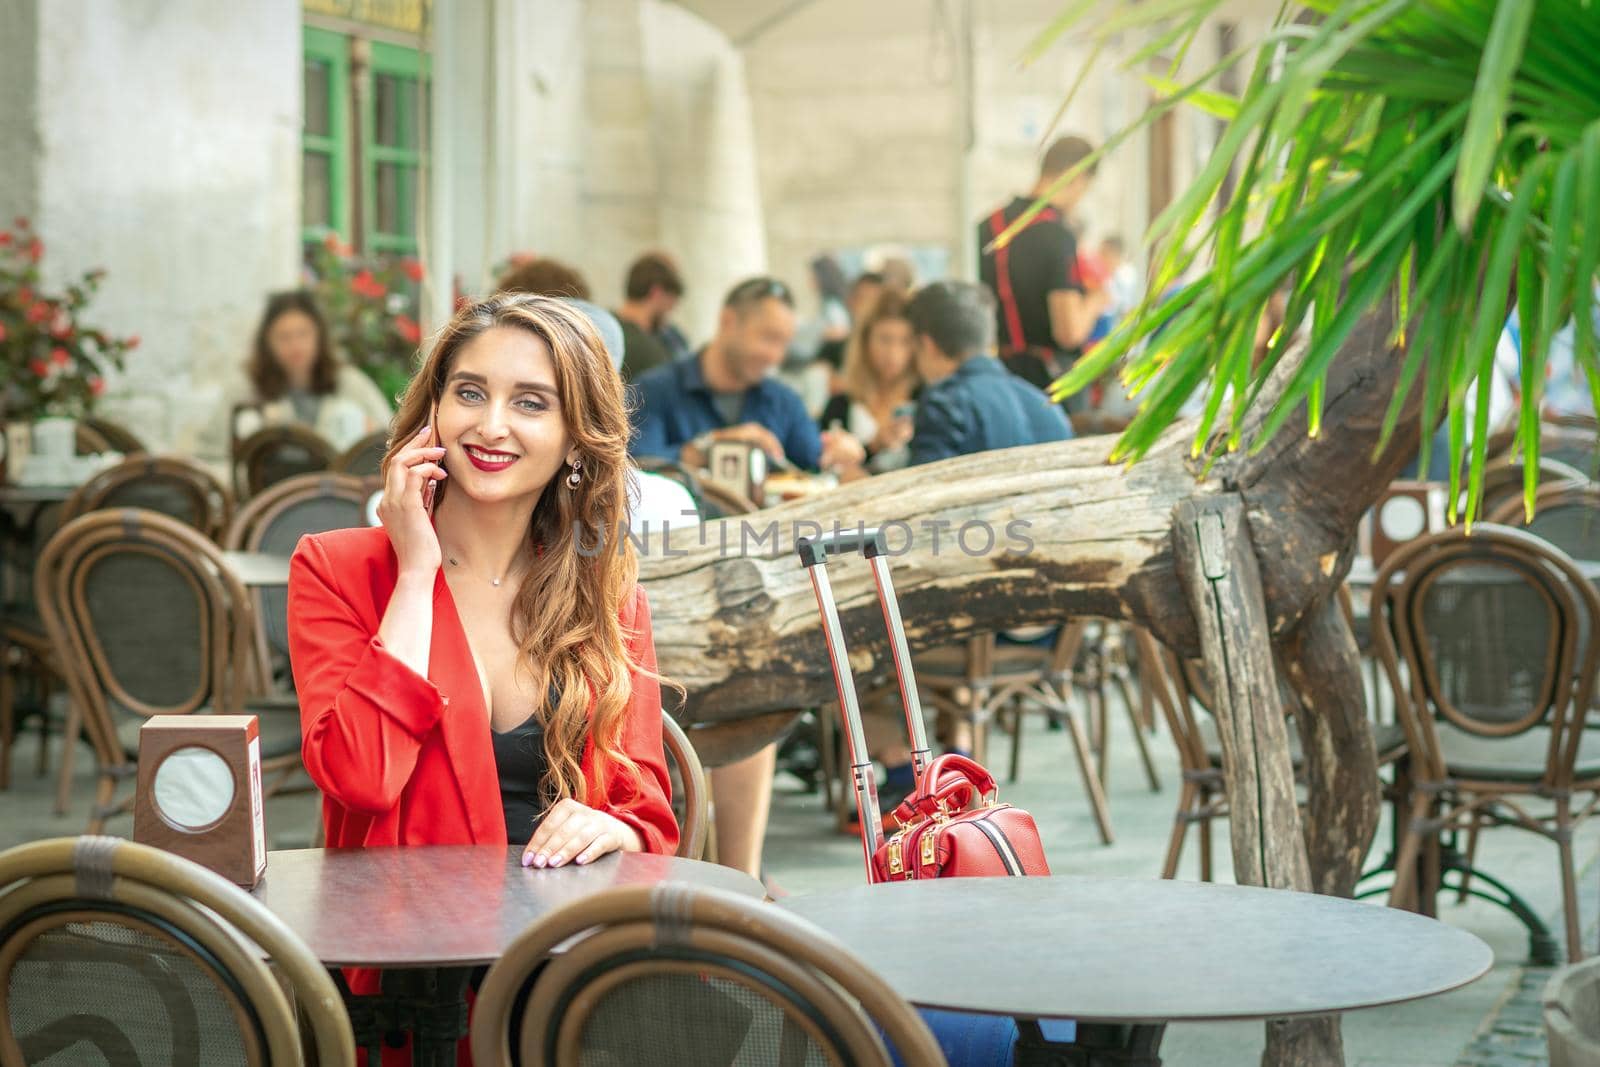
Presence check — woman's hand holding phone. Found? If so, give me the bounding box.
[378,424,447,578]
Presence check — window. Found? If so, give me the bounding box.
[301,27,350,246]
[364,43,427,256]
[300,27,428,256]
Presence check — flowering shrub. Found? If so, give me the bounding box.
[307,235,425,402]
[0,217,136,419]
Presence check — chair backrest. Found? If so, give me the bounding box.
[224,473,374,670]
[469,884,943,1067]
[1131,629,1212,777]
[234,425,337,501]
[1540,423,1599,481]
[330,429,388,478]
[74,417,147,457]
[1545,956,1600,1067]
[1474,455,1588,521]
[1371,524,1600,787]
[1490,483,1600,563]
[61,455,231,541]
[660,714,707,861]
[34,509,255,777]
[0,836,352,1067]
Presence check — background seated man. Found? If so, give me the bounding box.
[630,276,864,473]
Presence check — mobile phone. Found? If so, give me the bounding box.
[422,415,440,515]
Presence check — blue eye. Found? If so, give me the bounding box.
[516,397,548,412]
[456,386,484,402]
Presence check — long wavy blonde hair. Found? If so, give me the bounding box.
[384,293,642,806]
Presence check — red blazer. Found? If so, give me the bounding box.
[287,528,679,958]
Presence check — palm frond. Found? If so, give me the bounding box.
[1038,0,1600,521]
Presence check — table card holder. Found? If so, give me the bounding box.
[133,715,267,888]
[1371,480,1445,568]
[705,440,767,506]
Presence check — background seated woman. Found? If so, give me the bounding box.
[818,289,921,477]
[237,289,394,451]
[286,293,678,1006]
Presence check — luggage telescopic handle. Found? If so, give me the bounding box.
[796,528,890,568]
[796,529,933,868]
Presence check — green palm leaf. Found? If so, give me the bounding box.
[1035,0,1600,517]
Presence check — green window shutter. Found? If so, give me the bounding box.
[363,41,429,257]
[301,26,351,248]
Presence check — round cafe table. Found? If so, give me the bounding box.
[782,876,1492,1065]
[252,846,762,1063]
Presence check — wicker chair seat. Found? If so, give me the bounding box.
[1431,723,1600,783]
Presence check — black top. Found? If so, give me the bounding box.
[492,716,551,846]
[976,196,1083,356]
[616,317,672,382]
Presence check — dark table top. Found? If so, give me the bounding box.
[252,846,764,968]
[780,876,1492,1022]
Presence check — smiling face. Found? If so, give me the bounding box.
[434,325,577,510]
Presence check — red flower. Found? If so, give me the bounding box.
[16,286,33,306]
[322,233,353,257]
[51,323,73,341]
[13,216,28,230]
[351,269,387,299]
[400,257,425,283]
[25,238,43,262]
[0,322,7,343]
[125,334,140,350]
[26,301,52,324]
[0,232,11,247]
[49,347,70,367]
[395,314,422,344]
[28,359,49,378]
[89,377,106,396]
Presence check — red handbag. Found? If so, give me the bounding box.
[798,530,1052,884]
[874,753,1050,881]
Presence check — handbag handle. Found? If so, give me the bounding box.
[894,754,997,822]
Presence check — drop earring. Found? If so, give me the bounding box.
[566,457,583,488]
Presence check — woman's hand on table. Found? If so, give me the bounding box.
[819,428,866,472]
[522,798,643,868]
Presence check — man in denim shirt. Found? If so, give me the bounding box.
[630,277,864,472]
[907,280,1074,466]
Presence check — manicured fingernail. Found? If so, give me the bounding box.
[534,853,548,868]
[550,854,564,867]
[521,852,534,868]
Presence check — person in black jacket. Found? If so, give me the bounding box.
[906,280,1074,467]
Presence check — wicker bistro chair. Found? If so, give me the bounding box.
[0,836,352,1067]
[1373,525,1600,963]
[224,472,375,689]
[61,455,231,542]
[1134,625,1409,881]
[661,713,709,861]
[1490,482,1600,563]
[469,883,943,1067]
[1470,455,1589,523]
[74,417,147,457]
[34,509,303,832]
[234,424,338,502]
[329,428,388,478]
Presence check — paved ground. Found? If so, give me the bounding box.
[5,683,1596,1066]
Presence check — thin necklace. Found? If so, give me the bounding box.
[444,547,521,587]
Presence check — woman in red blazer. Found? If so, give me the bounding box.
[287,293,679,1005]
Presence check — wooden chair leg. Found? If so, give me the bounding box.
[1162,782,1196,879]
[1112,670,1161,792]
[1456,812,1481,904]
[85,770,117,835]
[1197,803,1214,883]
[1558,798,1583,963]
[54,699,82,815]
[1064,708,1115,845]
[1008,704,1024,783]
[1387,794,1431,912]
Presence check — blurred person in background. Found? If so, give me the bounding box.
[818,289,920,475]
[238,289,393,451]
[614,252,685,382]
[978,134,1110,412]
[813,271,887,388]
[496,256,591,300]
